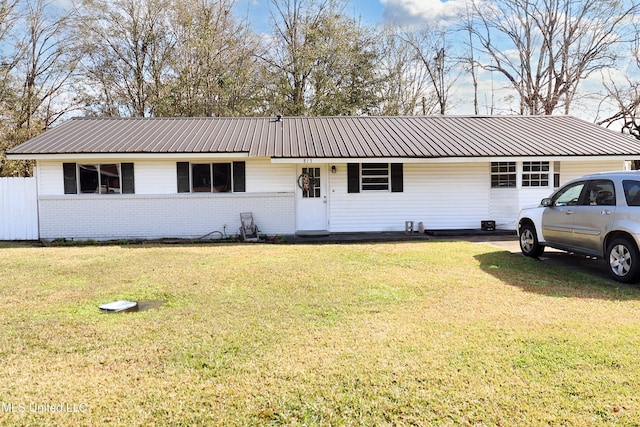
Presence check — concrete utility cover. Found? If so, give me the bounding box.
[99,300,137,312]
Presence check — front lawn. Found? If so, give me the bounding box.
[1,241,639,425]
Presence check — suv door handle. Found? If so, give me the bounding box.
[601,210,612,215]
[565,210,574,215]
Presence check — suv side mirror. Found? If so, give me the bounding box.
[541,198,552,207]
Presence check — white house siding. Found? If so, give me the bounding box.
[37,159,295,195]
[38,193,294,240]
[131,160,177,194]
[247,159,295,192]
[37,161,64,195]
[560,160,626,182]
[0,177,38,240]
[489,189,520,230]
[33,158,631,239]
[35,159,296,240]
[489,160,628,230]
[328,162,490,232]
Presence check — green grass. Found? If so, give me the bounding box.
[1,241,640,426]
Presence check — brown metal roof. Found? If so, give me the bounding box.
[8,115,640,158]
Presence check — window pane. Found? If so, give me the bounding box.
[522,162,549,187]
[212,163,231,192]
[553,182,584,206]
[301,167,321,198]
[585,180,615,206]
[490,162,516,188]
[79,165,99,193]
[624,180,640,206]
[362,163,389,191]
[100,164,121,194]
[363,177,388,184]
[192,164,211,192]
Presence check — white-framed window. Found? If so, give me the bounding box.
[191,163,232,192]
[490,162,516,188]
[176,161,245,193]
[347,163,403,193]
[522,161,550,187]
[361,163,390,191]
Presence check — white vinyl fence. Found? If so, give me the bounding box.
[0,177,38,240]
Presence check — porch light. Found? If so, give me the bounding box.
[331,165,337,174]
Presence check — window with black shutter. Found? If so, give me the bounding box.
[64,162,134,194]
[351,163,404,192]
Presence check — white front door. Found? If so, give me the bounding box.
[296,164,328,233]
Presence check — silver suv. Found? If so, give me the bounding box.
[517,171,640,283]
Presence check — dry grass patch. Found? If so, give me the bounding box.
[1,241,640,425]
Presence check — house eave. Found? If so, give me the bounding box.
[6,152,251,161]
[269,155,640,164]
[8,152,640,163]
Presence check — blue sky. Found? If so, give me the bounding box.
[233,0,467,33]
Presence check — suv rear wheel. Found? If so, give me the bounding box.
[607,237,640,283]
[519,223,545,258]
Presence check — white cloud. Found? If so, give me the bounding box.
[381,0,468,26]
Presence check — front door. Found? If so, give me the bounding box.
[295,165,328,233]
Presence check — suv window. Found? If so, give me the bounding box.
[623,180,640,206]
[583,180,615,206]
[552,181,585,206]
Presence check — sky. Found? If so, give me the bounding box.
[232,0,635,123]
[233,0,467,33]
[232,0,523,117]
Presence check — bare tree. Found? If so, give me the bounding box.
[470,0,640,115]
[306,11,380,115]
[165,0,262,116]
[597,37,640,167]
[1,0,81,176]
[261,0,381,116]
[376,28,430,115]
[460,1,480,115]
[262,0,332,115]
[79,0,175,117]
[16,0,81,131]
[0,0,20,114]
[398,27,455,115]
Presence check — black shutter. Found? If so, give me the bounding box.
[121,163,135,194]
[391,163,403,192]
[347,163,360,193]
[63,163,77,194]
[177,162,190,193]
[233,161,246,192]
